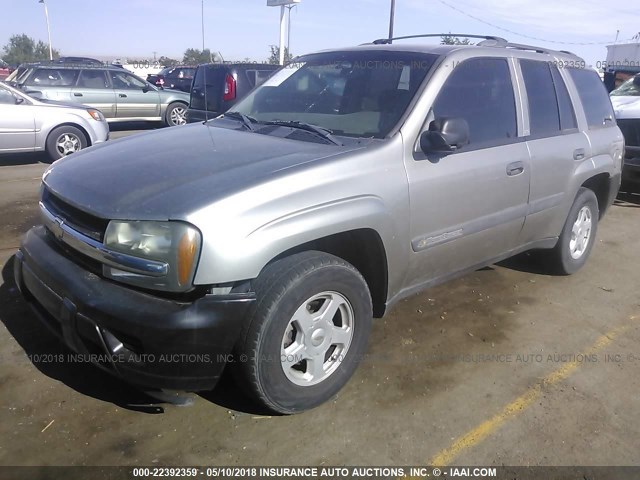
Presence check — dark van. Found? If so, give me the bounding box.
[186,63,279,122]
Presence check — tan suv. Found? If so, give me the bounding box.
[15,34,623,414]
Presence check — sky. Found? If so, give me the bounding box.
[2,0,639,66]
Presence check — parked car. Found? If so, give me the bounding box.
[11,63,189,126]
[186,63,279,122]
[610,74,640,191]
[147,66,195,92]
[15,35,623,414]
[0,59,11,80]
[0,81,108,160]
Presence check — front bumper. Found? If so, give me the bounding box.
[14,226,255,391]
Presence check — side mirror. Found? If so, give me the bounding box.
[15,97,25,105]
[420,117,470,154]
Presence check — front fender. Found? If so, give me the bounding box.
[185,137,410,290]
[191,194,394,285]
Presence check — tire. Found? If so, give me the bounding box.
[547,187,599,275]
[164,102,187,126]
[45,125,87,161]
[234,251,373,414]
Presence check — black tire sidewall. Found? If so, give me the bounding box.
[557,188,599,274]
[250,259,372,414]
[46,125,87,161]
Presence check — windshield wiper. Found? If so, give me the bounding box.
[223,111,257,131]
[261,120,344,146]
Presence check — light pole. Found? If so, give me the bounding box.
[201,0,205,52]
[267,0,300,66]
[286,4,296,58]
[39,0,53,60]
[388,0,396,42]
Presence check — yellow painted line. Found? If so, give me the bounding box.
[429,316,638,467]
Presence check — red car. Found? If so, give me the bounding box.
[0,60,11,80]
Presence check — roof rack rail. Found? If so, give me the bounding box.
[503,42,579,57]
[371,33,508,45]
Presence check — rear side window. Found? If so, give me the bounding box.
[567,68,614,129]
[77,70,109,88]
[27,68,79,86]
[433,58,517,146]
[550,67,577,130]
[520,60,560,136]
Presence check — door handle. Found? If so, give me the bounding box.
[119,93,127,98]
[506,161,525,176]
[573,148,585,160]
[73,93,83,97]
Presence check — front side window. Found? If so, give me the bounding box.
[27,68,79,86]
[568,68,615,128]
[0,87,17,104]
[110,71,147,89]
[231,51,438,138]
[432,58,517,146]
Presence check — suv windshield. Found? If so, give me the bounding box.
[610,76,640,96]
[230,51,439,138]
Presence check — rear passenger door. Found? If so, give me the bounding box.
[518,60,591,243]
[404,57,531,285]
[72,69,116,117]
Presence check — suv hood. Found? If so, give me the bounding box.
[43,123,366,220]
[611,95,640,119]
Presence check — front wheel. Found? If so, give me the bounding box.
[234,251,373,414]
[547,187,599,275]
[164,102,187,126]
[45,125,87,161]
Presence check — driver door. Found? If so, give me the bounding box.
[404,57,531,285]
[110,70,160,119]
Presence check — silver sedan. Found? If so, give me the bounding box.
[0,82,109,161]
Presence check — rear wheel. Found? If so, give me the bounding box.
[45,125,87,161]
[547,187,599,274]
[165,102,187,126]
[234,251,373,414]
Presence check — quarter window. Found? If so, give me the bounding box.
[27,68,79,87]
[568,68,615,128]
[432,58,517,146]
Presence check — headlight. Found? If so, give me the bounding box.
[87,109,105,121]
[103,221,201,292]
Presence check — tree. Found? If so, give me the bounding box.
[158,55,179,67]
[440,34,474,46]
[268,45,293,65]
[2,34,59,65]
[183,48,213,65]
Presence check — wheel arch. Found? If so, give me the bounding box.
[581,172,611,219]
[46,122,92,147]
[266,228,389,318]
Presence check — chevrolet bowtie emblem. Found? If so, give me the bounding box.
[51,217,64,241]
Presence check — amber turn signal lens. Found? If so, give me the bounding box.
[177,229,198,286]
